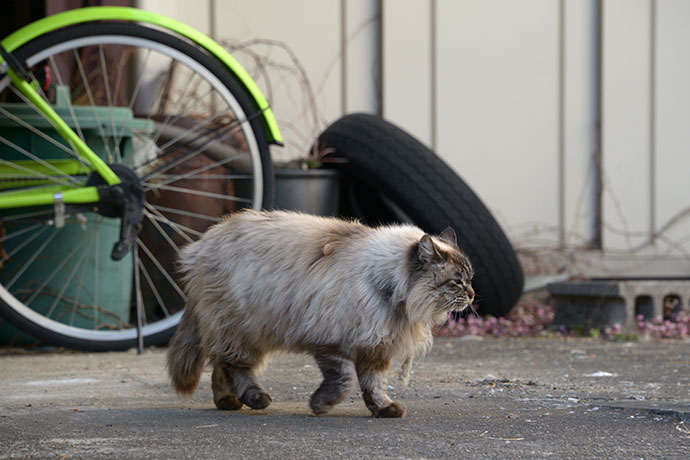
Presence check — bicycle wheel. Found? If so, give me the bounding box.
[0,22,274,350]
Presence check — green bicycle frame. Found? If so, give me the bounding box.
[0,69,120,209]
[0,6,283,209]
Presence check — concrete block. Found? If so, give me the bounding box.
[547,279,690,332]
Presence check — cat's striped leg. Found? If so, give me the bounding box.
[310,353,357,415]
[233,365,272,410]
[212,355,271,410]
[356,356,407,418]
[212,365,243,410]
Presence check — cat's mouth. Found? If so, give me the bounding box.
[439,297,473,313]
[451,302,471,313]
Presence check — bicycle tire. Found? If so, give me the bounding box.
[0,22,274,350]
[319,113,524,317]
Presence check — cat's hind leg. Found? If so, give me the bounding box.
[212,355,272,410]
[212,365,243,410]
[310,352,357,415]
[356,354,406,418]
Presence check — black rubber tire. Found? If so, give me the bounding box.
[319,113,524,317]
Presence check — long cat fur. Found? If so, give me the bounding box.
[167,210,474,417]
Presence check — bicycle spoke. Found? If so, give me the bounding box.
[150,173,251,181]
[136,254,171,319]
[111,48,128,115]
[0,209,54,222]
[99,45,121,162]
[46,225,97,320]
[141,120,245,181]
[0,153,79,188]
[136,237,186,300]
[0,105,76,157]
[132,53,177,129]
[24,226,93,306]
[143,204,197,242]
[94,218,100,326]
[72,48,115,162]
[46,57,87,143]
[6,227,59,290]
[112,47,151,148]
[145,183,252,203]
[0,222,44,242]
[5,85,87,171]
[69,225,98,327]
[0,225,50,265]
[132,245,143,349]
[144,209,185,256]
[151,77,211,144]
[148,204,222,223]
[140,152,245,191]
[154,111,225,156]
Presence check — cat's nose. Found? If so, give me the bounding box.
[466,285,475,302]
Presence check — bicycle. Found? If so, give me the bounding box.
[0,6,282,351]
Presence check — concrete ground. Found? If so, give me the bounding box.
[1,337,689,459]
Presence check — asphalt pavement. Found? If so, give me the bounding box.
[1,337,689,459]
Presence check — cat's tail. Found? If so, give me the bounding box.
[166,309,205,396]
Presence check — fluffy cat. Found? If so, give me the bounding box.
[166,210,474,418]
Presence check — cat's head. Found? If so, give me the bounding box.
[408,227,474,323]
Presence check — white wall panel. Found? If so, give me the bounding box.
[134,0,690,273]
[601,0,652,250]
[344,0,380,114]
[655,0,690,251]
[214,0,342,161]
[435,0,560,245]
[381,0,432,146]
[563,0,599,247]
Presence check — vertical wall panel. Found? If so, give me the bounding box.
[435,0,560,245]
[655,0,690,250]
[381,0,432,145]
[563,0,599,247]
[214,0,342,161]
[343,0,380,114]
[601,0,652,250]
[135,0,690,267]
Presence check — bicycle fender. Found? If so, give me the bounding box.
[0,6,283,145]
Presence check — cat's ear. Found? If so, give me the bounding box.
[439,227,457,246]
[418,234,443,266]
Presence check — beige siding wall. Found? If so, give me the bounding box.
[655,0,690,253]
[136,0,690,274]
[214,0,342,162]
[563,0,600,248]
[381,0,433,145]
[434,0,561,244]
[601,0,690,258]
[601,0,653,251]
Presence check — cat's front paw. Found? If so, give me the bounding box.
[373,401,406,418]
[241,386,272,410]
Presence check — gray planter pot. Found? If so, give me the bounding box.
[274,168,342,216]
